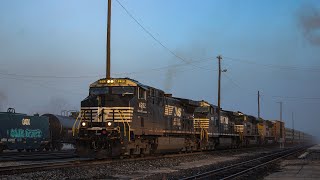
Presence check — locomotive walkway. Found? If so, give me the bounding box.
[265,144,320,180]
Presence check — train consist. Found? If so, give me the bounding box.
[285,127,311,144]
[0,108,76,152]
[73,78,312,157]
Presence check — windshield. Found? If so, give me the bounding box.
[111,87,135,95]
[89,87,109,95]
[195,106,209,113]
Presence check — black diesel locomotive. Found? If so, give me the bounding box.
[75,78,239,157]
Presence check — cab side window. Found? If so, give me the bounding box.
[138,87,146,100]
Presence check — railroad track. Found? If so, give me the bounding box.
[0,159,95,175]
[0,150,77,161]
[0,149,245,175]
[0,151,207,175]
[180,145,309,180]
[0,145,305,176]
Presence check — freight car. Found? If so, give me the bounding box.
[285,128,313,144]
[73,78,313,158]
[0,108,77,152]
[42,114,76,151]
[0,108,50,152]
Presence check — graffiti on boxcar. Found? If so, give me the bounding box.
[7,128,42,138]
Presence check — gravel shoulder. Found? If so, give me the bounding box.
[264,144,320,180]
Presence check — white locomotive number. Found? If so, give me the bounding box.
[138,102,147,113]
[22,118,31,125]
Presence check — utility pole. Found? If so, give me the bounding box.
[276,101,283,121]
[292,112,294,143]
[217,55,222,132]
[106,0,111,79]
[258,91,260,120]
[277,101,283,148]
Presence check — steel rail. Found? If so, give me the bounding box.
[0,145,305,176]
[0,146,265,175]
[0,151,77,162]
[220,146,306,180]
[180,145,308,180]
[0,150,75,157]
[0,159,104,175]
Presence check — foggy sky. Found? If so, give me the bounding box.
[0,0,320,138]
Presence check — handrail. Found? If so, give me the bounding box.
[95,107,103,122]
[205,129,208,142]
[198,119,208,143]
[72,111,81,136]
[76,112,84,133]
[72,110,88,136]
[118,110,131,142]
[7,108,15,113]
[117,110,126,138]
[99,108,105,122]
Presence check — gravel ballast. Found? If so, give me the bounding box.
[1,147,284,180]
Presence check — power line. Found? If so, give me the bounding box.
[220,56,320,100]
[222,73,258,97]
[115,0,209,70]
[114,58,215,76]
[223,56,320,72]
[0,58,213,79]
[0,76,87,96]
[268,95,320,100]
[223,73,242,89]
[0,72,101,79]
[222,72,320,101]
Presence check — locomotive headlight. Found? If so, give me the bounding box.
[81,122,86,127]
[107,121,112,126]
[107,79,114,83]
